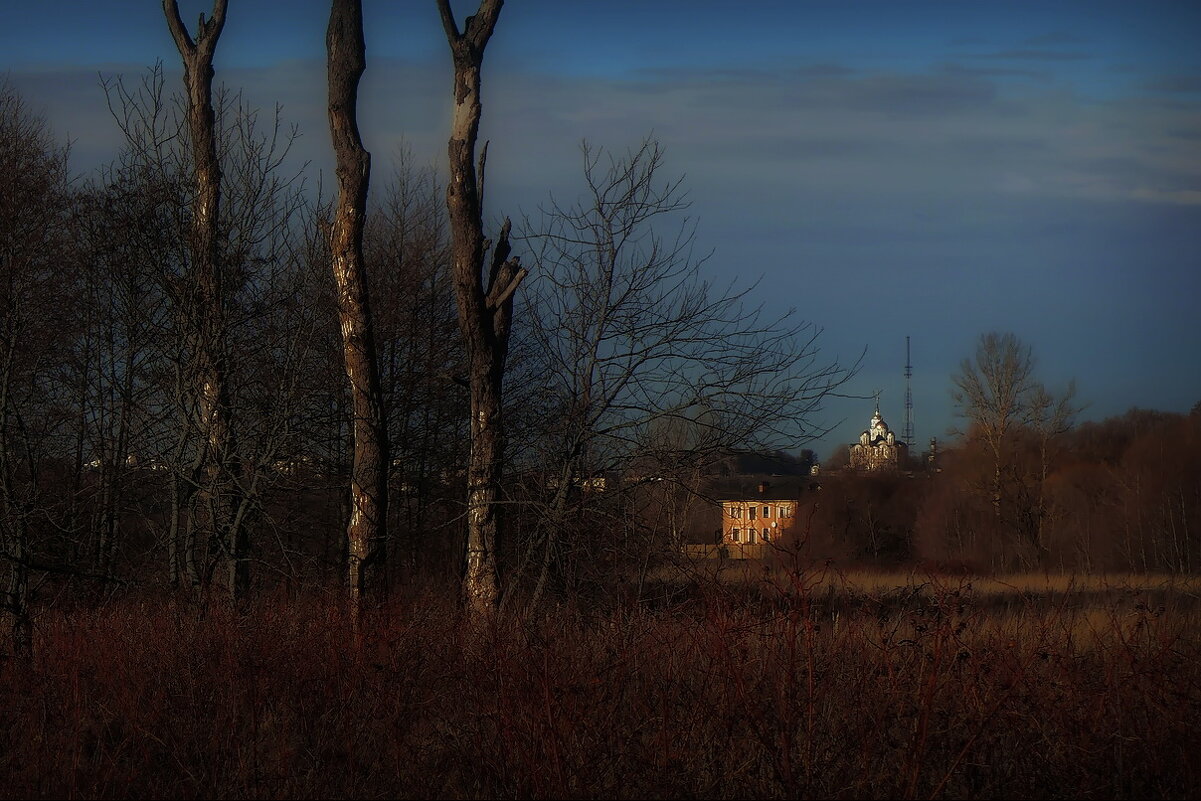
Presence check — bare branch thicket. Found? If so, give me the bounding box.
[69,171,176,589]
[98,54,312,596]
[509,138,855,608]
[951,331,1079,568]
[363,151,468,582]
[0,80,74,657]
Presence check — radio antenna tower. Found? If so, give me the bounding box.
[903,336,914,447]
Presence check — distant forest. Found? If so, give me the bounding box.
[814,403,1201,574]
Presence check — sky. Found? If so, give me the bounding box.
[5,0,1201,460]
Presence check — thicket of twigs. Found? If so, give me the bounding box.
[2,568,1197,800]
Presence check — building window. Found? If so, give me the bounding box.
[748,530,757,543]
[763,506,771,518]
[780,504,793,519]
[763,528,770,541]
[731,529,740,542]
[749,507,757,520]
[730,506,741,519]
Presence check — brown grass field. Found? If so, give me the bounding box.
[2,566,1198,799]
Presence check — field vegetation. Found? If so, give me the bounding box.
[3,566,1197,800]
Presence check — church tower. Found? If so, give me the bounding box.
[848,401,909,471]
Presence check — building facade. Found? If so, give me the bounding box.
[719,481,801,545]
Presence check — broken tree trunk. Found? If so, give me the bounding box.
[163,0,248,603]
[438,0,526,618]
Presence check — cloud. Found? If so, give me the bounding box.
[9,49,1201,217]
[633,63,858,85]
[1022,31,1091,47]
[7,65,150,173]
[1129,187,1201,205]
[936,62,1052,82]
[1145,74,1201,94]
[821,73,997,115]
[969,49,1093,62]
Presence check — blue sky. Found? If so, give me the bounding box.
[5,1,1201,459]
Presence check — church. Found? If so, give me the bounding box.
[849,404,909,471]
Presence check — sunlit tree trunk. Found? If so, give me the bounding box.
[438,0,526,619]
[163,0,247,602]
[326,0,388,621]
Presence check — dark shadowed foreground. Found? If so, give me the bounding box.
[1,571,1197,800]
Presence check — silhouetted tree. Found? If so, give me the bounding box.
[99,50,312,597]
[951,331,1078,568]
[510,139,853,607]
[364,153,467,581]
[0,80,73,657]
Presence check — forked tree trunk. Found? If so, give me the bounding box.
[327,0,388,620]
[437,0,526,618]
[163,0,247,602]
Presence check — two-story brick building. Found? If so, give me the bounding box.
[717,479,808,546]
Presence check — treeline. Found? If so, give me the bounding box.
[1,2,850,653]
[811,402,1201,574]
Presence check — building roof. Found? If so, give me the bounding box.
[708,475,815,502]
[703,449,813,477]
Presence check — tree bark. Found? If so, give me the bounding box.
[163,0,247,603]
[327,0,388,619]
[438,0,526,618]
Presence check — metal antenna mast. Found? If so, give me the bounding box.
[903,336,914,447]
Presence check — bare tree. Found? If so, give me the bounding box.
[101,50,310,600]
[0,80,73,657]
[951,331,1078,568]
[510,139,853,607]
[437,0,527,617]
[99,65,201,588]
[1022,379,1078,562]
[162,0,249,602]
[364,152,467,581]
[70,172,174,587]
[326,0,389,619]
[951,332,1036,520]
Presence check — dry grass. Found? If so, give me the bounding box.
[677,554,1201,596]
[1,571,1198,799]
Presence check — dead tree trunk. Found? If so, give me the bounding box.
[326,0,388,618]
[438,0,526,618]
[163,0,247,602]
